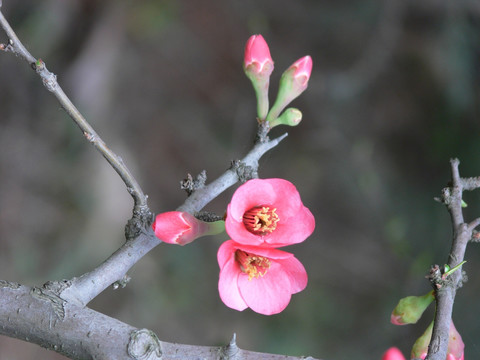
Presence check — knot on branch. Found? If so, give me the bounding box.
[125,205,154,240]
[181,170,207,196]
[32,59,57,92]
[112,274,131,290]
[471,230,480,242]
[127,329,162,360]
[0,280,21,290]
[255,120,270,144]
[30,280,71,319]
[230,160,257,183]
[195,211,224,222]
[435,187,453,206]
[426,265,451,291]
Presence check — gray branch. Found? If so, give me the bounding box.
[0,9,147,210]
[425,158,480,360]
[0,284,320,360]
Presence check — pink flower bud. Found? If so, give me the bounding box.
[266,55,312,123]
[244,35,274,75]
[411,320,464,360]
[447,321,464,360]
[382,347,406,360]
[243,35,275,121]
[290,55,313,88]
[153,211,224,246]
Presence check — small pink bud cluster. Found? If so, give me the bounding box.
[243,34,312,128]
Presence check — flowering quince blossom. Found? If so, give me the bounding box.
[225,178,315,248]
[153,211,224,246]
[217,240,307,315]
[382,347,406,360]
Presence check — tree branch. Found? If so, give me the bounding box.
[426,158,478,360]
[0,9,147,211]
[0,283,320,360]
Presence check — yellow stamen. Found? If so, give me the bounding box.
[235,250,271,280]
[243,206,279,235]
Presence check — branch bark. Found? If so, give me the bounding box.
[426,159,480,360]
[0,283,320,360]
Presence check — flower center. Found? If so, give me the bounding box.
[235,250,271,280]
[242,206,279,235]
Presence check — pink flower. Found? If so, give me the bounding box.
[225,178,315,247]
[243,34,274,75]
[382,347,406,360]
[217,240,307,315]
[153,211,224,246]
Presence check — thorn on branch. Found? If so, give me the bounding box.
[181,171,207,196]
[221,333,240,359]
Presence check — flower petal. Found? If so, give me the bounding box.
[217,240,237,269]
[276,256,308,293]
[237,261,292,315]
[227,179,277,220]
[218,257,248,311]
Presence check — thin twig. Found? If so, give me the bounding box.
[0,9,147,210]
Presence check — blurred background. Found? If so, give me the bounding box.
[0,0,479,359]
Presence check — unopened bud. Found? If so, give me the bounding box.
[266,55,312,123]
[153,211,225,246]
[243,34,274,120]
[268,108,302,128]
[391,291,434,325]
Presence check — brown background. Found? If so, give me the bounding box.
[0,0,479,359]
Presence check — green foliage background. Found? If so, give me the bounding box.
[0,0,479,359]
